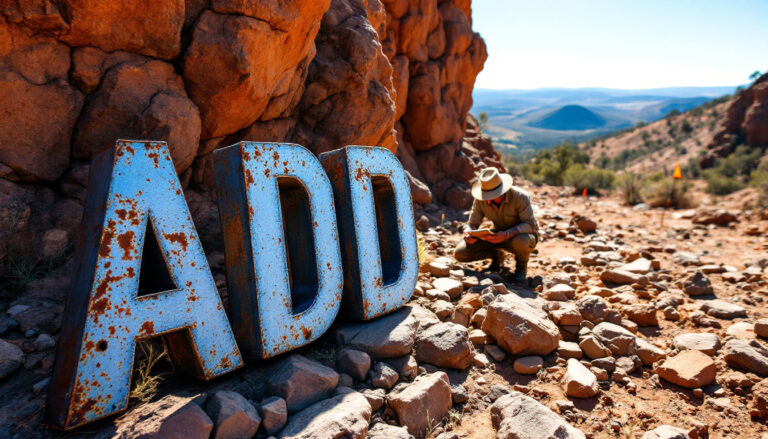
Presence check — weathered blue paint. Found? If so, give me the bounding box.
[214,142,343,359]
[320,146,418,320]
[46,141,243,430]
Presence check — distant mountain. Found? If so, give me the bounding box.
[528,105,607,131]
[472,85,741,150]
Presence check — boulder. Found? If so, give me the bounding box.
[673,252,701,267]
[563,358,598,398]
[723,339,768,376]
[388,372,452,438]
[558,341,583,359]
[278,391,371,439]
[635,338,666,366]
[751,378,768,419]
[622,304,659,326]
[490,392,586,439]
[513,356,543,375]
[336,306,420,359]
[369,362,399,390]
[0,23,84,181]
[367,423,414,439]
[204,391,261,439]
[756,319,768,338]
[601,269,648,286]
[620,258,653,274]
[700,300,747,319]
[672,333,721,356]
[572,216,597,233]
[592,322,636,356]
[336,349,371,381]
[426,261,450,277]
[54,0,184,60]
[654,350,716,388]
[0,339,24,380]
[183,3,329,138]
[259,396,288,436]
[544,284,576,301]
[267,354,339,413]
[692,209,737,226]
[641,425,690,439]
[71,58,201,173]
[682,272,713,296]
[482,295,559,356]
[432,277,464,299]
[549,302,583,326]
[579,335,612,359]
[414,322,473,369]
[109,394,213,439]
[576,296,609,323]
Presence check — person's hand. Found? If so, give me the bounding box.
[481,231,508,244]
[464,233,478,245]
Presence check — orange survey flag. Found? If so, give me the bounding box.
[673,163,682,179]
[582,187,587,197]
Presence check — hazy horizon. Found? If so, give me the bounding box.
[473,0,768,90]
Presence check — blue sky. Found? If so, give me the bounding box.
[472,0,768,89]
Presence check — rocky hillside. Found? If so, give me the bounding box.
[581,73,768,173]
[0,0,505,283]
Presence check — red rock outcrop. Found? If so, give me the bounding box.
[0,0,500,272]
[702,73,768,167]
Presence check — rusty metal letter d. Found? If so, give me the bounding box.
[320,146,419,320]
[46,141,243,430]
[214,142,343,359]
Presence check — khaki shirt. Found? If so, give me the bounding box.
[466,186,539,237]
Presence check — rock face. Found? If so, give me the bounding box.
[703,73,768,166]
[0,0,498,273]
[482,295,560,356]
[490,392,586,439]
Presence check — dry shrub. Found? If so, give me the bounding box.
[642,176,695,209]
[615,171,644,205]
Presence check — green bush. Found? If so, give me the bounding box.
[523,142,589,186]
[752,161,768,206]
[642,177,694,209]
[716,145,762,177]
[704,170,743,195]
[615,171,644,205]
[562,164,615,194]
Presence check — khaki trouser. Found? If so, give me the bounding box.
[453,233,537,264]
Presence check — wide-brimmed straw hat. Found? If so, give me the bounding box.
[471,168,513,201]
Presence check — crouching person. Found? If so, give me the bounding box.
[453,168,539,282]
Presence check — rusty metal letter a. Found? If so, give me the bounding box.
[46,141,243,430]
[214,142,343,359]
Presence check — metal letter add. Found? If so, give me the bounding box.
[46,141,243,430]
[320,146,418,320]
[214,142,343,359]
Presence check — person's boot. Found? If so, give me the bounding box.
[512,260,528,283]
[487,251,505,272]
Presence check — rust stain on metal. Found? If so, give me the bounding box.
[162,232,188,251]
